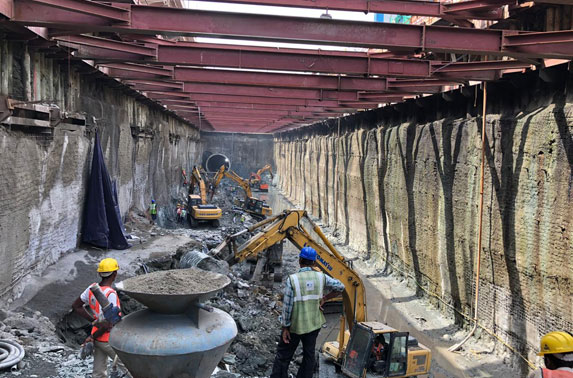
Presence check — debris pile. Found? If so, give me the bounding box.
[0,308,93,377]
[209,272,284,377]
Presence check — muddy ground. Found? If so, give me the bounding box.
[0,183,522,377]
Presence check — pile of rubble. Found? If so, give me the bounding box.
[211,273,283,377]
[0,308,94,377]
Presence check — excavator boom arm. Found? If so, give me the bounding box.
[208,165,225,200]
[224,170,252,199]
[223,210,366,330]
[191,166,208,204]
[254,164,274,180]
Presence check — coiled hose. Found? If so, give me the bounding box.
[0,340,25,371]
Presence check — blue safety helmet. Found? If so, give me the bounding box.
[299,246,317,261]
[151,199,155,203]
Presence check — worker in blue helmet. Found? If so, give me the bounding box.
[270,246,344,378]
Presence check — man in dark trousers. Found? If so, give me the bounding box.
[270,246,344,378]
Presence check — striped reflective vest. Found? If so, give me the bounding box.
[87,285,120,342]
[150,203,157,215]
[289,270,326,335]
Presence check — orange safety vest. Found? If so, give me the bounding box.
[542,368,573,377]
[87,285,120,342]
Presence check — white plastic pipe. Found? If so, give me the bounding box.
[0,339,25,370]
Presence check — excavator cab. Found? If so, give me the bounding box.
[342,322,424,378]
[244,197,272,218]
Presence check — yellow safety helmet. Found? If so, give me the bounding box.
[538,332,573,356]
[97,258,119,274]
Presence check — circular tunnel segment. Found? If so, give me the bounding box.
[205,154,231,172]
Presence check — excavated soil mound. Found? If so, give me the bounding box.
[121,267,229,295]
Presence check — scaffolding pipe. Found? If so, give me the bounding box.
[449,81,487,352]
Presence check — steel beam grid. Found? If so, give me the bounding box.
[6,0,571,133]
[173,67,388,91]
[11,4,570,58]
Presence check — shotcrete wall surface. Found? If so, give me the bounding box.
[0,41,200,303]
[200,131,274,178]
[274,66,573,368]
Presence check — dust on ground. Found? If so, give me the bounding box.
[121,267,229,295]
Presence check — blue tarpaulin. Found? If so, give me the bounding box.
[82,133,130,250]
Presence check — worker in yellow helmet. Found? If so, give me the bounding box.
[529,331,573,377]
[72,258,122,378]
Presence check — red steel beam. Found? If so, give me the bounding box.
[503,31,573,59]
[174,67,387,91]
[29,0,129,22]
[156,45,432,78]
[129,84,184,92]
[200,109,341,119]
[387,79,461,88]
[201,114,284,121]
[188,0,504,19]
[195,102,306,112]
[125,7,505,54]
[152,93,342,107]
[195,102,352,113]
[201,109,292,117]
[442,0,510,14]
[54,34,156,57]
[99,63,172,77]
[182,83,359,101]
[125,79,183,89]
[14,0,128,26]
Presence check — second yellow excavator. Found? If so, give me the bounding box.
[212,209,432,378]
[187,166,222,227]
[209,165,272,219]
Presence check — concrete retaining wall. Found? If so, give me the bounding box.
[274,65,573,370]
[0,41,200,303]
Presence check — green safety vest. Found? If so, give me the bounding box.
[289,270,326,335]
[150,203,157,215]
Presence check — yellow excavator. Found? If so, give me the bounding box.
[187,166,223,227]
[212,209,432,378]
[250,164,274,192]
[209,165,272,219]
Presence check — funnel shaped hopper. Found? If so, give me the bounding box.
[110,308,237,378]
[115,268,230,314]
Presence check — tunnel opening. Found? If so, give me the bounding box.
[205,153,231,172]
